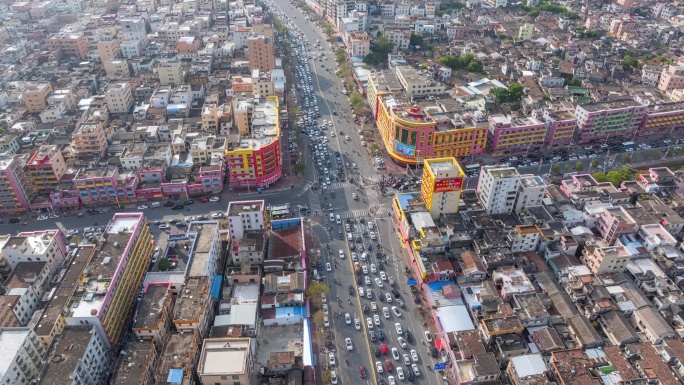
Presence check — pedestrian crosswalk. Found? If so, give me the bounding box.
[338,206,392,219]
[328,182,354,190]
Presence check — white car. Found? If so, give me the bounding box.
[424,331,433,342]
[388,376,396,385]
[370,232,377,240]
[351,252,358,261]
[359,287,365,297]
[364,276,371,285]
[380,271,387,281]
[137,204,148,210]
[392,306,401,317]
[211,211,224,218]
[411,349,419,362]
[412,363,421,376]
[366,317,374,329]
[37,214,49,221]
[386,293,393,302]
[397,367,405,380]
[328,352,336,366]
[362,265,368,274]
[374,314,381,326]
[366,289,373,299]
[345,313,351,325]
[370,264,377,273]
[403,354,411,365]
[376,361,384,374]
[209,196,220,202]
[326,263,332,271]
[331,371,338,384]
[368,222,374,230]
[395,323,403,335]
[383,307,390,318]
[338,249,345,258]
[392,347,400,360]
[398,336,407,349]
[324,317,330,327]
[345,338,353,351]
[355,318,361,330]
[375,278,384,287]
[323,304,329,314]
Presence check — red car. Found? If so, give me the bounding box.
[380,344,389,355]
[359,366,367,378]
[385,360,393,372]
[199,197,209,203]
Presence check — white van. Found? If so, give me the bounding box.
[336,215,341,224]
[151,201,161,208]
[330,213,335,222]
[361,252,368,261]
[347,233,353,241]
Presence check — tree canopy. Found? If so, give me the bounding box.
[409,33,423,46]
[489,83,524,104]
[436,53,483,74]
[363,37,395,66]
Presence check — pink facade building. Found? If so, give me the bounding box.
[574,99,646,143]
[487,115,547,154]
[539,109,576,147]
[640,102,684,135]
[597,206,637,246]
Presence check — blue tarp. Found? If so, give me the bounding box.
[167,368,184,384]
[211,275,223,299]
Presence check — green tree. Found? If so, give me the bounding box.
[409,33,423,46]
[70,235,81,244]
[349,92,364,110]
[566,77,582,87]
[322,371,333,384]
[551,163,561,175]
[590,159,599,170]
[621,153,632,164]
[564,164,573,173]
[294,163,306,175]
[363,36,394,66]
[158,258,171,271]
[307,281,329,300]
[312,310,326,326]
[490,83,524,104]
[593,172,608,182]
[622,52,640,71]
[346,81,355,91]
[323,24,334,35]
[436,53,483,74]
[605,166,633,186]
[302,5,312,12]
[575,161,584,172]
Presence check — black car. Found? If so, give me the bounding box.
[374,346,381,357]
[363,304,369,314]
[183,200,194,205]
[8,218,20,224]
[356,275,363,284]
[172,204,184,210]
[163,201,175,207]
[176,222,188,228]
[406,368,415,381]
[405,330,413,343]
[378,262,384,271]
[88,210,99,215]
[430,345,439,357]
[348,285,355,295]
[369,331,377,342]
[391,288,400,298]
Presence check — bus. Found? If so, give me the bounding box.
[269,204,291,219]
[622,141,636,148]
[464,164,481,176]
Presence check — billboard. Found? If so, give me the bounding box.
[394,141,415,157]
[433,177,464,192]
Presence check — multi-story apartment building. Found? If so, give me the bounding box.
[395,65,446,98]
[227,200,266,242]
[198,338,255,385]
[96,39,121,61]
[346,31,371,57]
[0,328,46,384]
[158,61,184,85]
[515,175,547,212]
[582,242,632,275]
[247,35,276,72]
[62,213,152,347]
[0,230,68,280]
[477,166,520,214]
[384,29,411,52]
[251,69,275,96]
[596,206,637,245]
[132,282,173,349]
[110,339,157,385]
[72,120,108,157]
[2,262,52,325]
[658,65,684,91]
[27,145,67,193]
[0,155,36,213]
[640,102,684,135]
[37,325,110,385]
[73,165,136,205]
[22,82,53,113]
[226,96,282,188]
[46,33,88,59]
[487,115,547,154]
[104,82,134,114]
[420,158,465,219]
[541,109,576,147]
[574,99,647,143]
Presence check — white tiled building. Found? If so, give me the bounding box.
[0,328,46,385]
[477,166,521,214]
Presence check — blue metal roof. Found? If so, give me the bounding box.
[211,275,223,299]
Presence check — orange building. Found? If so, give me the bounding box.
[22,82,53,113]
[247,35,276,72]
[46,33,88,59]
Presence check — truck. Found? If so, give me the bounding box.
[151,201,161,208]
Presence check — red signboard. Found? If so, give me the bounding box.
[433,177,463,193]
